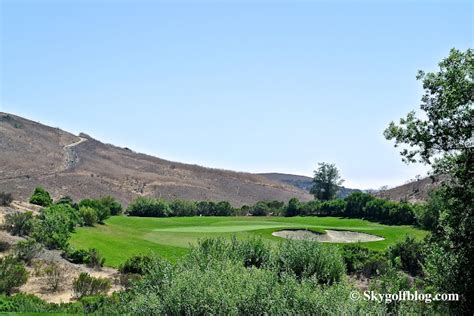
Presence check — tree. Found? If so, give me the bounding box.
[384,48,473,313]
[29,187,52,207]
[310,163,344,201]
[250,201,270,216]
[284,198,301,217]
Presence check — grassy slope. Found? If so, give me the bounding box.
[70,216,428,267]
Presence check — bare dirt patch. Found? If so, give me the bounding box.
[272,229,384,243]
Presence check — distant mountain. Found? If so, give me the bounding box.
[0,113,312,206]
[258,173,360,199]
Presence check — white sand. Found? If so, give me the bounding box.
[272,229,384,243]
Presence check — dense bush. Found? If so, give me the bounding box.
[62,248,105,268]
[387,236,424,276]
[250,201,271,216]
[274,239,345,284]
[32,204,79,250]
[0,256,28,295]
[2,211,34,236]
[284,197,301,217]
[186,237,271,269]
[320,199,346,216]
[127,197,171,217]
[85,249,105,269]
[0,192,13,206]
[62,248,90,264]
[13,239,42,264]
[281,192,420,225]
[119,255,158,275]
[341,244,387,277]
[29,187,52,207]
[78,199,110,224]
[98,196,122,215]
[79,206,98,226]
[169,199,196,217]
[73,273,111,298]
[345,192,374,216]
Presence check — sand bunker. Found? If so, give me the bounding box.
[272,229,384,243]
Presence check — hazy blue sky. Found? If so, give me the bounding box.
[1,0,472,189]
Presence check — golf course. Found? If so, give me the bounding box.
[70,216,428,267]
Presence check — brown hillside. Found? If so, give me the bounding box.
[376,175,446,202]
[0,112,312,206]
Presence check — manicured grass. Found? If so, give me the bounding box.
[70,216,428,267]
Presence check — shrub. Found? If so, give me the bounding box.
[214,201,234,216]
[320,199,346,216]
[387,236,424,276]
[29,187,52,207]
[86,248,105,269]
[0,256,28,295]
[120,255,157,275]
[0,241,10,252]
[274,239,345,284]
[2,212,34,236]
[299,200,321,216]
[284,198,301,217]
[62,248,104,268]
[126,197,171,217]
[79,206,98,226]
[169,199,196,217]
[13,239,42,264]
[0,192,13,206]
[98,196,122,215]
[250,201,271,216]
[78,199,110,223]
[32,205,77,250]
[345,192,374,216]
[73,273,111,298]
[341,244,387,277]
[55,196,74,207]
[196,201,216,216]
[235,237,271,268]
[62,248,89,264]
[44,261,64,292]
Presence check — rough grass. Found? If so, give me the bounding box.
[70,216,428,267]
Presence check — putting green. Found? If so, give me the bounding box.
[153,222,299,233]
[70,216,428,267]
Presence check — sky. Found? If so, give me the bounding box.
[0,0,472,189]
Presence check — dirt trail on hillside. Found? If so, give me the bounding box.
[272,229,384,243]
[63,137,87,170]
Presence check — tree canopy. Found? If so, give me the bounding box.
[310,162,344,201]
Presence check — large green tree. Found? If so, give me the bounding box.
[384,48,473,313]
[310,162,344,201]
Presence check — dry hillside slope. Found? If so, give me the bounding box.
[0,112,312,206]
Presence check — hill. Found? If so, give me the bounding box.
[259,173,360,198]
[376,175,445,202]
[0,112,312,206]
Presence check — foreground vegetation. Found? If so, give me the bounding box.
[0,237,451,314]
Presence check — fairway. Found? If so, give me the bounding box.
[70,216,428,267]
